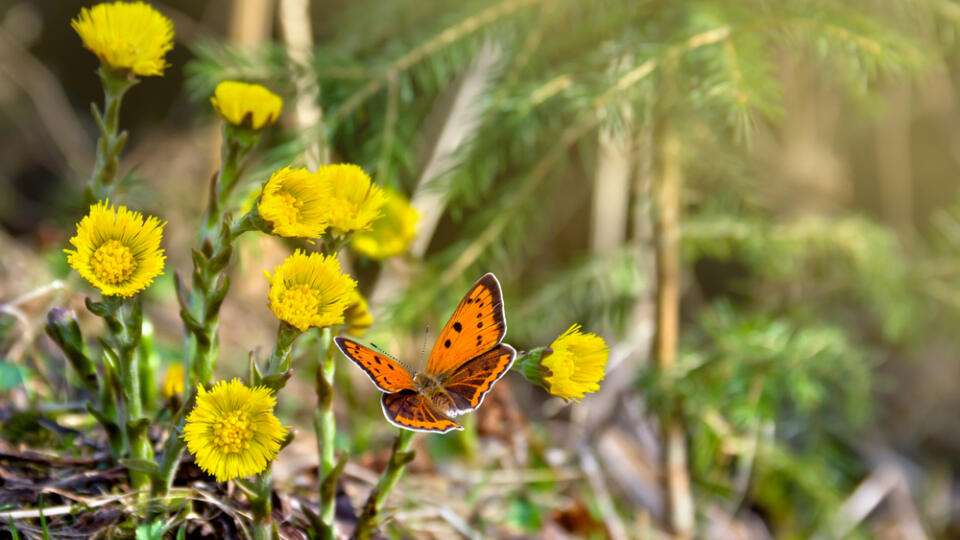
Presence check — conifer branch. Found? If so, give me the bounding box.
[331,0,542,123]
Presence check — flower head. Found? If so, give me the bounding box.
[257,167,329,238]
[265,250,357,332]
[65,200,166,297]
[318,164,386,234]
[182,379,287,482]
[352,186,418,259]
[344,290,373,336]
[72,2,174,77]
[523,325,608,402]
[211,81,283,130]
[162,364,184,399]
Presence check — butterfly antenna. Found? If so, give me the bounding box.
[370,342,398,362]
[419,326,430,372]
[423,326,430,359]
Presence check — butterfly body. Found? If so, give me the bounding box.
[335,273,515,433]
[412,372,457,414]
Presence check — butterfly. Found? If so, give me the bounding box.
[334,273,516,433]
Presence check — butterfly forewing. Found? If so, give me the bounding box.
[442,344,516,413]
[382,391,462,433]
[334,337,415,393]
[426,273,507,375]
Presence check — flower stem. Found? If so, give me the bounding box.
[313,327,340,532]
[101,295,152,492]
[268,323,300,376]
[354,429,416,540]
[150,387,196,500]
[251,470,275,540]
[202,125,254,240]
[83,67,136,207]
[45,307,127,456]
[93,345,126,459]
[183,126,259,387]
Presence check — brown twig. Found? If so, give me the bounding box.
[652,54,694,538]
[279,0,328,169]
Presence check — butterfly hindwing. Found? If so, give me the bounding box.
[334,337,415,393]
[382,390,462,433]
[443,344,516,413]
[426,273,507,375]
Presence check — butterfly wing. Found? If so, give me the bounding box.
[442,344,516,414]
[426,273,507,375]
[382,391,462,433]
[334,337,415,393]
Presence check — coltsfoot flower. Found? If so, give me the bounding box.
[211,81,283,130]
[520,324,608,402]
[72,2,174,77]
[257,167,329,239]
[352,186,418,259]
[318,164,386,234]
[65,200,166,297]
[162,364,184,399]
[343,289,373,336]
[265,250,357,332]
[182,379,287,482]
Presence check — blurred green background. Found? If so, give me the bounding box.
[5,0,960,537]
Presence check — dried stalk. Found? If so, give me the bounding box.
[280,0,328,169]
[652,55,694,538]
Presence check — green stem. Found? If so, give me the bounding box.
[103,295,152,492]
[150,388,196,501]
[257,322,301,392]
[314,327,339,531]
[83,67,136,207]
[251,471,274,540]
[99,352,126,458]
[138,320,159,411]
[268,323,300,375]
[44,307,127,457]
[187,126,259,387]
[202,128,242,240]
[354,430,416,540]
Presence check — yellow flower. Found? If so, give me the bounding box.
[344,290,373,336]
[162,364,184,399]
[318,164,386,234]
[72,2,174,77]
[352,187,418,259]
[265,250,357,332]
[541,325,608,401]
[211,81,283,130]
[182,379,287,482]
[65,200,166,297]
[257,167,329,238]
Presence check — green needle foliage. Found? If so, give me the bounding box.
[182,0,959,535]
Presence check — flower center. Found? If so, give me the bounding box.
[212,410,254,454]
[273,191,303,227]
[91,240,137,285]
[279,284,322,321]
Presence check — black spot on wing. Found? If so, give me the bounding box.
[453,322,462,332]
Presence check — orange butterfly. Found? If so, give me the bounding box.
[334,273,515,433]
